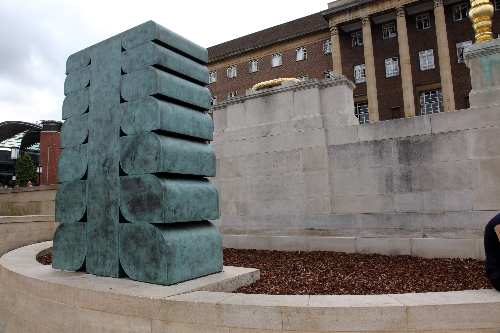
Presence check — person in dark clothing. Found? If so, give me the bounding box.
[485,213,500,291]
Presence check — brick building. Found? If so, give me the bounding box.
[38,121,61,186]
[208,0,500,123]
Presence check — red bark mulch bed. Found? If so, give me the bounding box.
[36,248,52,265]
[37,247,491,295]
[223,248,490,295]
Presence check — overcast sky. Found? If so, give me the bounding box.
[0,0,330,123]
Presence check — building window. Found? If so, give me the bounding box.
[351,30,363,47]
[354,102,369,124]
[271,53,282,67]
[456,41,472,63]
[354,64,366,83]
[226,65,237,79]
[382,22,397,39]
[296,47,307,61]
[208,71,217,84]
[323,39,332,54]
[419,49,435,71]
[248,59,259,73]
[453,3,469,22]
[324,70,335,79]
[385,57,400,77]
[420,89,443,115]
[227,91,238,99]
[416,13,431,30]
[495,0,500,10]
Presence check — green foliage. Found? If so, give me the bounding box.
[15,154,37,187]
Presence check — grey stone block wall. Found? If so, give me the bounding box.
[0,187,58,257]
[213,77,500,258]
[0,185,56,216]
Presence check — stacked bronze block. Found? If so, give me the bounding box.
[53,21,222,285]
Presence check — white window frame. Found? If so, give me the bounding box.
[226,65,237,79]
[208,71,217,84]
[323,39,332,54]
[382,22,397,39]
[296,47,307,61]
[354,64,366,84]
[420,89,443,115]
[385,57,400,78]
[416,13,431,30]
[248,59,259,73]
[351,30,363,47]
[453,3,469,22]
[354,102,369,124]
[271,53,283,67]
[456,41,472,63]
[419,49,435,71]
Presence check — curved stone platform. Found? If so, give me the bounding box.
[1,242,500,332]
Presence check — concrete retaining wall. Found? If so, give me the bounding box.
[0,185,56,216]
[214,78,500,258]
[1,242,499,332]
[0,186,57,256]
[223,234,486,258]
[0,215,56,256]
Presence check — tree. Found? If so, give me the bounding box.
[15,154,37,187]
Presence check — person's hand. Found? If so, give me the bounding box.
[495,225,500,241]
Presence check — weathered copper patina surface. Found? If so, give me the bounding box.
[53,21,222,285]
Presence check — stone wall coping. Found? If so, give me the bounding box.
[174,288,500,308]
[0,184,57,194]
[327,105,500,146]
[212,75,355,110]
[0,215,55,224]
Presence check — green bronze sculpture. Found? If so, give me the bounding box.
[52,21,222,285]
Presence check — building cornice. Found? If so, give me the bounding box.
[324,0,422,25]
[324,0,375,18]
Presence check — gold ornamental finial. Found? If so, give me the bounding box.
[252,78,300,91]
[469,0,495,43]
